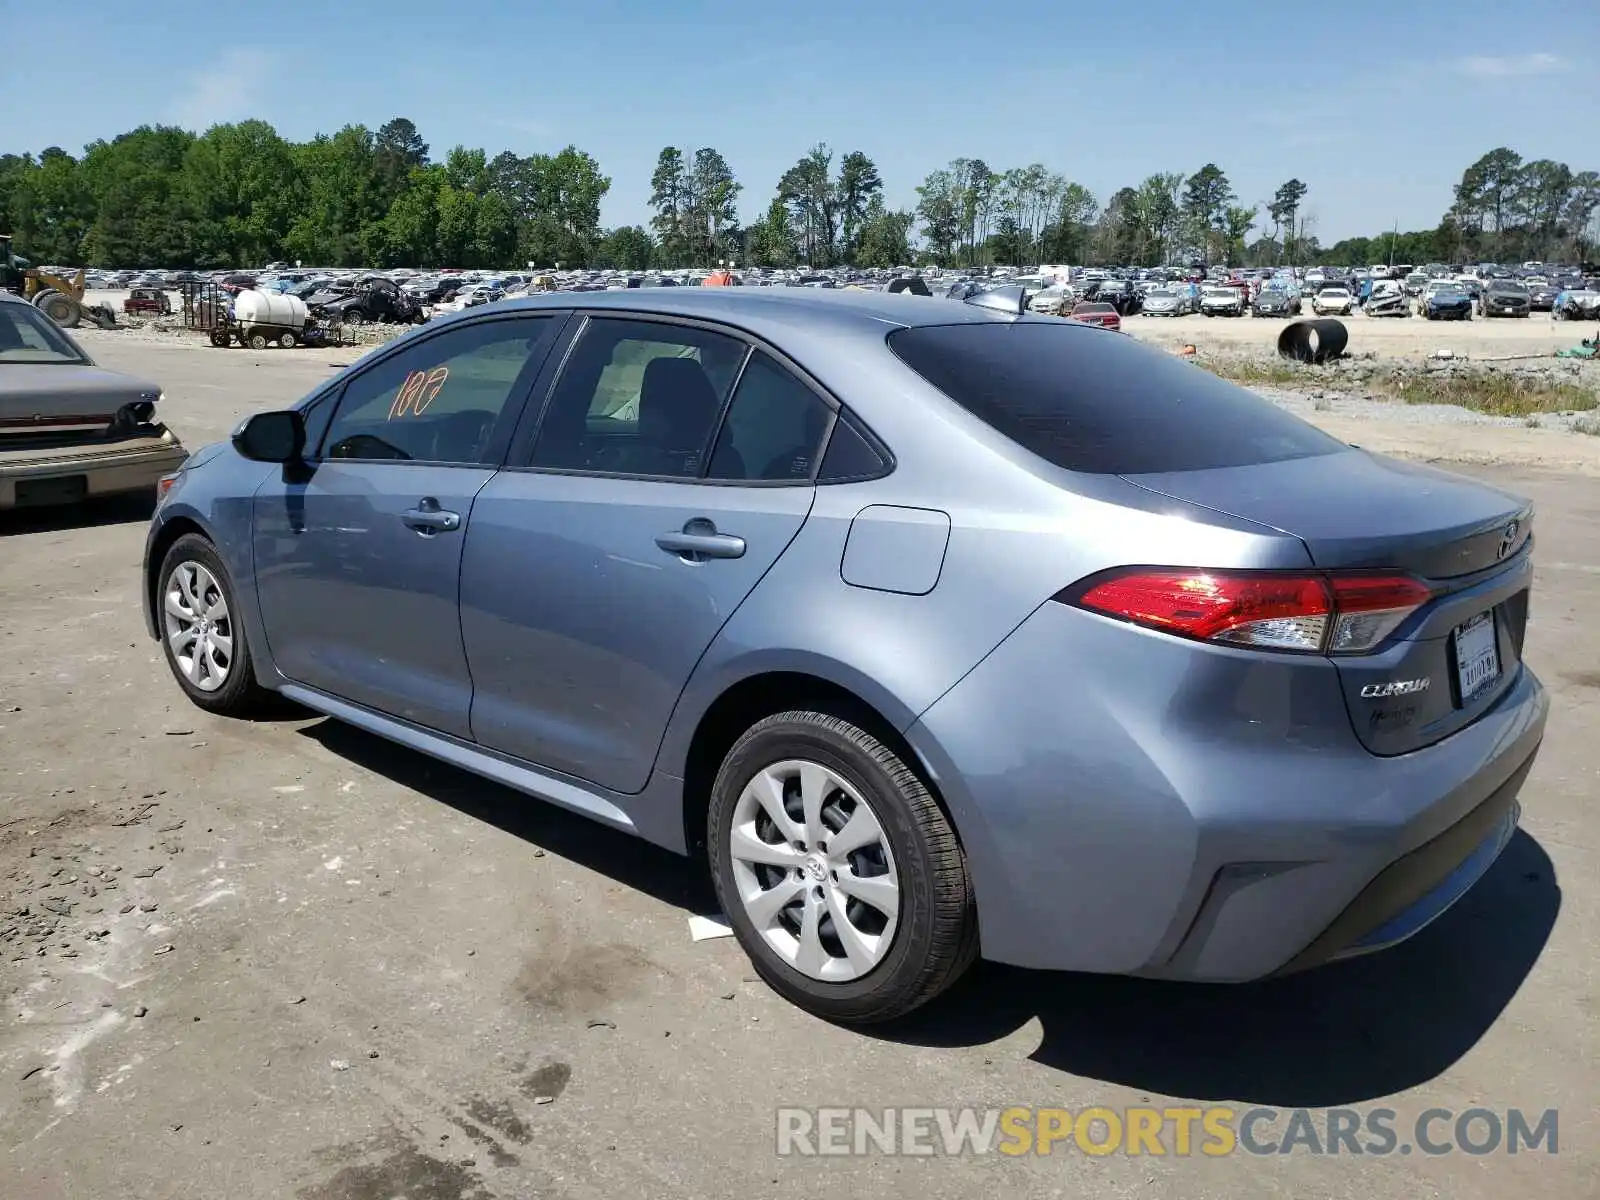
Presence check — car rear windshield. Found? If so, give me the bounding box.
[887,322,1346,474]
[0,302,89,364]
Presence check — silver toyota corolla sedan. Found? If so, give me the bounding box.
[142,289,1547,1023]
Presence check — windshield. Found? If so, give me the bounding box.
[0,302,91,364]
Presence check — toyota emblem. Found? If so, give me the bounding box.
[1497,520,1519,560]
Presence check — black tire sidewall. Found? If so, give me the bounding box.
[156,534,258,713]
[707,716,950,1016]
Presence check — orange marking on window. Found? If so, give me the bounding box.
[414,366,449,414]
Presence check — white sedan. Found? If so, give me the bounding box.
[1027,285,1074,316]
[1312,286,1354,315]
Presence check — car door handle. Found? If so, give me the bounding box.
[402,502,461,534]
[655,525,746,561]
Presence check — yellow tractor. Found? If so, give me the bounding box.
[0,232,111,328]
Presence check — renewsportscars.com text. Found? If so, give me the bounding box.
[775,1106,1559,1158]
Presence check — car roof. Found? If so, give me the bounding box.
[481,286,1024,343]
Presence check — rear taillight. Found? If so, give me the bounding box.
[1063,568,1431,655]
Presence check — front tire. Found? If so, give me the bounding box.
[156,534,276,717]
[708,711,977,1024]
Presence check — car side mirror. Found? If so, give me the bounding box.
[232,410,305,463]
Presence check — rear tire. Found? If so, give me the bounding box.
[248,332,269,349]
[708,710,978,1024]
[278,331,297,348]
[156,534,277,717]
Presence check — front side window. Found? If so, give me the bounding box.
[529,317,747,478]
[319,316,558,465]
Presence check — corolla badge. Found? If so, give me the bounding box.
[1361,678,1431,699]
[1497,520,1520,560]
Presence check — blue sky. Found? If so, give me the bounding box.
[9,0,1597,244]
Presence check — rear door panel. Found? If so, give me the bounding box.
[459,474,813,792]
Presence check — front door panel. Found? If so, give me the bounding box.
[253,463,492,737]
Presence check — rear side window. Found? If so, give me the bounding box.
[818,411,889,482]
[888,323,1345,474]
[707,352,833,482]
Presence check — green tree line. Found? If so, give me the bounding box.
[3,118,1596,270]
[0,117,610,270]
[1325,148,1600,267]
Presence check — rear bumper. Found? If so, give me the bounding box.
[906,601,1548,980]
[1275,753,1530,973]
[0,428,188,509]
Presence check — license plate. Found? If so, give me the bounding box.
[1454,610,1500,702]
[15,475,88,507]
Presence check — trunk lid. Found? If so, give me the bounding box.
[1121,450,1528,577]
[1122,449,1534,756]
[0,364,164,450]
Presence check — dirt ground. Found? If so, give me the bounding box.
[2,335,1598,1199]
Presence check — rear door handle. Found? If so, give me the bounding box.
[655,522,745,561]
[402,499,461,535]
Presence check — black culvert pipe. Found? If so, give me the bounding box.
[1277,318,1348,364]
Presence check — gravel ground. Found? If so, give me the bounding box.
[0,334,1597,1198]
[1124,306,1598,361]
[1257,386,1594,429]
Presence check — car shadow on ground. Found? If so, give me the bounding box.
[290,716,1560,1108]
[877,830,1559,1107]
[298,718,717,914]
[0,492,156,536]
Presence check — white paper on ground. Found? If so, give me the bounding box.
[688,914,735,942]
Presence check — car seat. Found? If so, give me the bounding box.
[760,402,829,479]
[638,357,741,477]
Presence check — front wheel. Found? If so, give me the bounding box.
[156,534,276,717]
[708,711,978,1024]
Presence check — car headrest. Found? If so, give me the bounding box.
[639,357,718,449]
